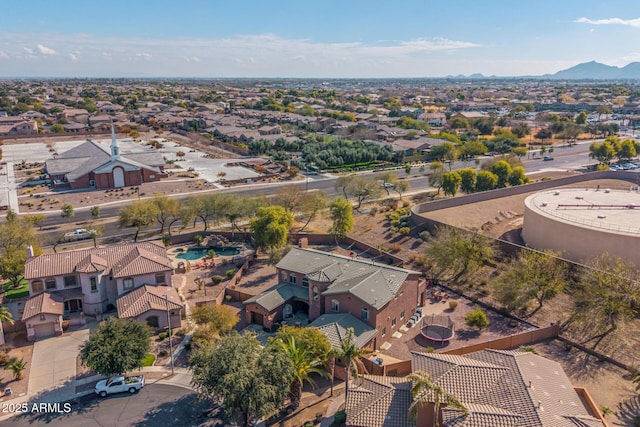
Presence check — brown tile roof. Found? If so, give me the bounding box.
[117,284,183,318]
[25,241,172,280]
[346,375,413,427]
[22,292,64,320]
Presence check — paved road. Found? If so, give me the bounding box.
[3,384,217,427]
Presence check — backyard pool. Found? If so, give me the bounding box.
[176,246,241,260]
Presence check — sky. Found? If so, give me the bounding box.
[1,0,640,78]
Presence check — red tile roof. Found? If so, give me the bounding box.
[116,284,183,319]
[22,292,64,320]
[25,241,172,280]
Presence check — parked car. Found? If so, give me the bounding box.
[64,228,96,241]
[95,375,145,397]
[543,156,554,161]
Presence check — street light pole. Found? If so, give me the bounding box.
[165,294,175,375]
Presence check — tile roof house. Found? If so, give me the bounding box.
[116,284,183,330]
[345,350,605,427]
[22,240,175,340]
[244,247,426,350]
[45,125,166,189]
[0,116,38,136]
[21,292,65,341]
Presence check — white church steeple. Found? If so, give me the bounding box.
[110,123,120,160]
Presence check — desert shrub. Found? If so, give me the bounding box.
[402,201,410,208]
[419,230,431,240]
[399,227,411,235]
[158,333,167,341]
[369,207,378,216]
[465,308,490,330]
[225,269,235,278]
[390,226,398,233]
[448,300,458,311]
[389,243,402,253]
[211,275,223,284]
[158,350,168,358]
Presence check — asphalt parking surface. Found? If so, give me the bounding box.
[3,384,221,427]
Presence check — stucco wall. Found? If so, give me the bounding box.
[25,313,63,341]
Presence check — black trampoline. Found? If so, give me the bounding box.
[420,315,455,343]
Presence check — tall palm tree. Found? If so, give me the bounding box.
[334,328,372,398]
[0,305,14,325]
[408,371,467,427]
[275,336,328,409]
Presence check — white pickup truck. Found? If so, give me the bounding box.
[95,375,145,397]
[64,228,95,242]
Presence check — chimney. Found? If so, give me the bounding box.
[298,238,308,249]
[26,245,34,258]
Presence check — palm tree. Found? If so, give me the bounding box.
[0,305,14,325]
[408,371,467,427]
[275,336,328,409]
[7,357,27,381]
[334,328,372,398]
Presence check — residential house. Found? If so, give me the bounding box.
[345,350,605,427]
[0,117,38,136]
[244,247,426,350]
[98,103,125,114]
[258,125,282,135]
[22,240,179,340]
[45,125,166,189]
[419,112,447,127]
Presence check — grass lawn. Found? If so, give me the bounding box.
[141,354,156,367]
[2,279,29,299]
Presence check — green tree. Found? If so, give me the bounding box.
[575,111,587,125]
[80,317,152,376]
[333,328,371,399]
[441,172,461,197]
[589,140,615,165]
[379,171,398,196]
[465,308,490,330]
[151,195,181,234]
[616,139,637,161]
[269,325,331,362]
[449,117,470,129]
[394,180,410,199]
[189,332,294,427]
[297,191,329,232]
[272,336,328,409]
[190,304,239,335]
[428,161,445,193]
[50,123,64,133]
[24,213,46,230]
[329,196,354,242]
[459,140,487,159]
[429,142,458,168]
[90,205,101,220]
[490,160,512,188]
[425,227,495,280]
[344,176,382,210]
[0,218,40,283]
[511,122,531,139]
[534,127,552,143]
[61,203,74,222]
[250,205,294,252]
[507,166,528,186]
[408,371,467,427]
[475,171,498,192]
[6,357,27,380]
[569,253,640,349]
[492,250,567,314]
[457,168,477,194]
[118,200,158,242]
[0,305,14,325]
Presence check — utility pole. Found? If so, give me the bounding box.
[165,294,175,375]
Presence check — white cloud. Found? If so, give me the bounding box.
[69,53,78,62]
[185,56,201,62]
[136,52,152,60]
[0,51,8,59]
[23,47,33,54]
[36,44,56,55]
[102,52,112,61]
[575,17,640,27]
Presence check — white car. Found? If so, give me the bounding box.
[95,375,145,397]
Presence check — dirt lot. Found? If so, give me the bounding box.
[0,333,33,401]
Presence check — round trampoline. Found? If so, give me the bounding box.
[420,315,455,343]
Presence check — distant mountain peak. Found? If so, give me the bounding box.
[550,61,640,79]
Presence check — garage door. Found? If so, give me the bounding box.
[252,312,264,326]
[33,322,56,340]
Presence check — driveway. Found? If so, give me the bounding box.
[27,324,92,401]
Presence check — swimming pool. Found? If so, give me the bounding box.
[175,246,241,260]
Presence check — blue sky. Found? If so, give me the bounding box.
[1,0,640,78]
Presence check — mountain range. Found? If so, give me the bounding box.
[446,61,640,80]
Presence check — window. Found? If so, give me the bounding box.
[90,277,98,293]
[391,318,397,328]
[331,300,339,312]
[155,273,166,285]
[302,277,309,287]
[63,275,77,288]
[146,316,159,328]
[39,314,46,321]
[400,310,405,320]
[123,278,134,290]
[382,327,386,337]
[313,285,319,301]
[32,280,44,292]
[45,278,56,290]
[361,308,369,321]
[289,274,296,284]
[281,271,287,282]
